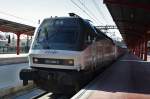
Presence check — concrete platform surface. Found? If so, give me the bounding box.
[72,53,150,99]
[0,63,29,89]
[0,53,28,58]
[0,54,28,65]
[0,63,32,98]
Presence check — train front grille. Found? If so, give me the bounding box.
[33,57,74,66]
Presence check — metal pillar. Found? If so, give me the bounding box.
[137,46,139,57]
[144,37,147,61]
[138,41,141,57]
[134,47,136,55]
[133,46,135,54]
[16,33,20,55]
[135,46,138,56]
[133,47,135,55]
[140,41,144,59]
[139,41,141,59]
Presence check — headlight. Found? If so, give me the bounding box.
[68,60,74,64]
[34,58,38,62]
[33,57,39,63]
[64,59,74,66]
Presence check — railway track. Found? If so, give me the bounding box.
[33,92,72,99]
[6,85,83,99]
[6,88,45,99]
[31,91,49,99]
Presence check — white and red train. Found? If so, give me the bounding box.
[20,13,125,95]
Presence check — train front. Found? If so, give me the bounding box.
[20,17,85,94]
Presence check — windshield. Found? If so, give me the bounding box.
[32,18,80,50]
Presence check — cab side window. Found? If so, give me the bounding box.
[84,22,96,45]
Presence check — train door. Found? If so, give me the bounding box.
[102,40,107,66]
[89,28,99,71]
[96,39,103,68]
[82,22,95,71]
[82,28,93,70]
[103,40,112,65]
[91,35,97,70]
[101,40,105,67]
[86,34,96,71]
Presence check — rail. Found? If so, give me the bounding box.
[31,92,49,99]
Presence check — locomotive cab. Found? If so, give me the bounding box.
[29,17,86,71]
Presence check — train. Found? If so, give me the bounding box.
[20,13,125,95]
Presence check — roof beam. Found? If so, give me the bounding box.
[104,0,150,11]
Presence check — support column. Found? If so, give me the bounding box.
[135,46,138,56]
[144,37,147,61]
[16,33,20,55]
[131,47,134,54]
[137,46,139,57]
[134,47,136,55]
[140,41,144,59]
[139,41,142,59]
[133,47,135,55]
[138,41,141,58]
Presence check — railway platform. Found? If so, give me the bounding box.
[0,53,27,58]
[0,54,28,65]
[72,53,150,99]
[0,54,31,98]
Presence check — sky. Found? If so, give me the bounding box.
[0,0,122,40]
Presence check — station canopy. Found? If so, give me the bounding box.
[0,18,35,36]
[0,18,35,55]
[104,0,150,47]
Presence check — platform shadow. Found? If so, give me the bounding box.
[84,53,150,94]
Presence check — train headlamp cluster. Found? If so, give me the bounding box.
[33,58,39,62]
[33,57,74,66]
[64,59,74,65]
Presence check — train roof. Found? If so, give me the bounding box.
[94,27,114,43]
[43,15,114,44]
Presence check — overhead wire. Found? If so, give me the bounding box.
[93,0,119,39]
[70,0,102,25]
[92,0,108,24]
[77,0,104,25]
[70,0,97,24]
